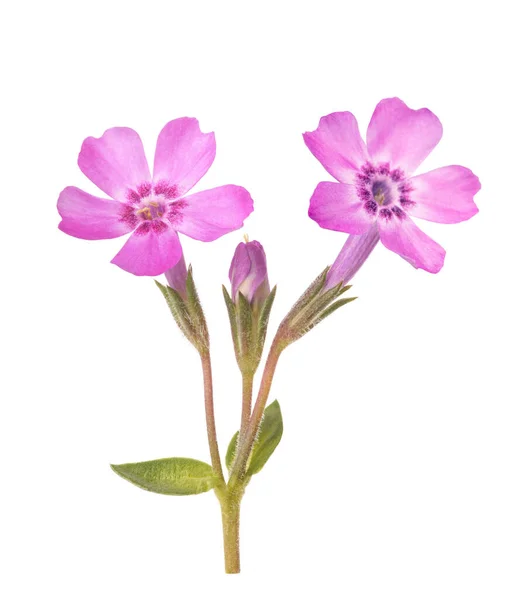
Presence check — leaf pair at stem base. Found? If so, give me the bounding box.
[110,401,284,495]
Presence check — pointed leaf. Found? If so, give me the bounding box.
[111,457,216,495]
[248,400,283,475]
[225,431,239,471]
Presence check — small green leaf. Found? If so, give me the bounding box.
[248,400,283,475]
[225,431,239,470]
[110,457,216,495]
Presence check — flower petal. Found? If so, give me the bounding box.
[408,166,480,224]
[325,225,380,289]
[78,127,151,201]
[153,117,216,197]
[309,182,376,234]
[367,98,443,175]
[57,186,134,240]
[303,112,369,184]
[175,185,253,242]
[378,212,446,273]
[111,222,182,276]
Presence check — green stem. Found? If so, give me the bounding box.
[230,332,286,483]
[200,351,224,482]
[240,373,254,436]
[218,487,243,574]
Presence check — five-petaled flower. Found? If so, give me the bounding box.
[57,118,254,276]
[304,98,481,279]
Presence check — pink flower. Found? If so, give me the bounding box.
[304,98,481,276]
[229,239,270,306]
[58,118,254,276]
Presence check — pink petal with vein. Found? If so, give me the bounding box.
[409,166,481,223]
[78,127,151,201]
[303,112,369,183]
[57,186,134,240]
[367,98,443,175]
[176,185,253,242]
[111,222,182,276]
[309,182,375,234]
[378,213,446,273]
[154,118,216,197]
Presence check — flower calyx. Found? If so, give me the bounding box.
[156,265,209,354]
[278,267,356,345]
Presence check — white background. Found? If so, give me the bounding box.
[1,0,530,598]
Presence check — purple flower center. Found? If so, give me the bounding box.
[119,180,187,230]
[136,198,165,221]
[357,162,415,221]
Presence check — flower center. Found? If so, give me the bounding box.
[357,162,415,220]
[136,198,165,221]
[371,180,392,206]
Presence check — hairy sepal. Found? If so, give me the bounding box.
[280,269,355,343]
[222,286,277,375]
[156,267,209,353]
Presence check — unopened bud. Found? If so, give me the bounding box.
[229,240,270,307]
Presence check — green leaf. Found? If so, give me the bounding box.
[225,431,239,471]
[249,400,283,475]
[110,457,216,496]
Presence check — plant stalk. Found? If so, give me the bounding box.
[200,351,224,482]
[240,373,254,436]
[230,331,286,483]
[218,487,243,574]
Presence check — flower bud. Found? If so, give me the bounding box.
[229,240,270,306]
[165,252,188,298]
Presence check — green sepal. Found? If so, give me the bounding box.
[185,266,209,350]
[225,431,239,471]
[222,285,238,350]
[256,285,277,356]
[283,267,328,322]
[225,400,283,476]
[223,286,277,375]
[155,281,197,347]
[110,457,216,495]
[316,296,357,323]
[237,292,253,362]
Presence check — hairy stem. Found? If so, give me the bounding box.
[230,332,285,483]
[240,374,254,437]
[218,487,243,574]
[200,351,224,482]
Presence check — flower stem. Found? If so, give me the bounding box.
[200,351,224,482]
[240,373,253,436]
[230,331,286,483]
[218,487,243,574]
